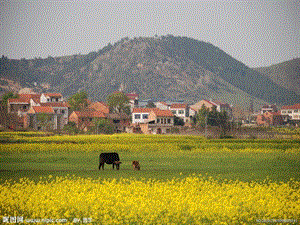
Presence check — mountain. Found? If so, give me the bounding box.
[1,35,299,110]
[254,58,300,96]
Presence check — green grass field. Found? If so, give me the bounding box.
[1,132,300,183]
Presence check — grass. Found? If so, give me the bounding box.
[0,132,300,183]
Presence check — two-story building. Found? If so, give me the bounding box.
[40,93,64,103]
[155,102,170,110]
[69,110,106,131]
[25,106,63,130]
[132,108,152,124]
[8,93,70,130]
[281,104,300,123]
[131,108,174,134]
[8,94,41,116]
[169,103,189,122]
[190,99,233,120]
[256,111,285,127]
[261,104,278,114]
[88,101,110,114]
[126,92,139,109]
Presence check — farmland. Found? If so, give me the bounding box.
[0,132,300,224]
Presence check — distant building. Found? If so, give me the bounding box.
[69,110,106,131]
[126,92,139,109]
[88,101,109,114]
[169,103,189,122]
[130,108,174,134]
[25,106,64,130]
[281,104,300,122]
[132,108,152,124]
[8,93,70,129]
[107,113,131,133]
[155,102,170,110]
[190,99,233,120]
[256,111,285,127]
[261,104,278,114]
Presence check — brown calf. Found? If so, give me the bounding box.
[132,161,140,170]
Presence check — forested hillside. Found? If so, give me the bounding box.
[1,35,299,110]
[254,58,300,95]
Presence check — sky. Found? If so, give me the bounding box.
[0,0,299,68]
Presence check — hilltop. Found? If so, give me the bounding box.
[254,58,300,96]
[1,35,299,110]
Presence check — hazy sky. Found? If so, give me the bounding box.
[1,0,299,67]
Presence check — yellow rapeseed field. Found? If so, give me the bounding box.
[1,175,299,224]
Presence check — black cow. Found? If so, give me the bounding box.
[99,153,121,170]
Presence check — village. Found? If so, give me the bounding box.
[1,89,299,137]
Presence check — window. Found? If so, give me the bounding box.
[288,111,292,114]
[167,118,171,123]
[54,110,58,114]
[23,105,27,109]
[157,118,160,123]
[294,109,299,113]
[134,114,141,119]
[56,98,59,102]
[178,110,184,114]
[142,114,148,119]
[282,110,286,114]
[61,110,65,114]
[172,110,176,114]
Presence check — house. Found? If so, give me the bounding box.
[126,92,139,109]
[189,106,197,118]
[130,108,174,134]
[8,93,70,125]
[142,108,174,134]
[25,106,63,130]
[281,104,300,123]
[169,103,189,122]
[155,102,170,110]
[39,102,70,125]
[261,104,278,114]
[190,99,233,120]
[107,113,131,133]
[40,93,63,103]
[7,94,41,115]
[231,107,253,124]
[256,111,285,127]
[138,99,155,108]
[69,110,106,131]
[88,101,109,114]
[132,108,153,124]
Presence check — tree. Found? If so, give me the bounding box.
[1,92,18,108]
[63,121,80,135]
[94,118,114,134]
[195,105,230,136]
[218,110,230,136]
[37,113,53,131]
[208,106,219,127]
[195,104,209,128]
[68,91,88,111]
[107,92,130,115]
[174,116,184,126]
